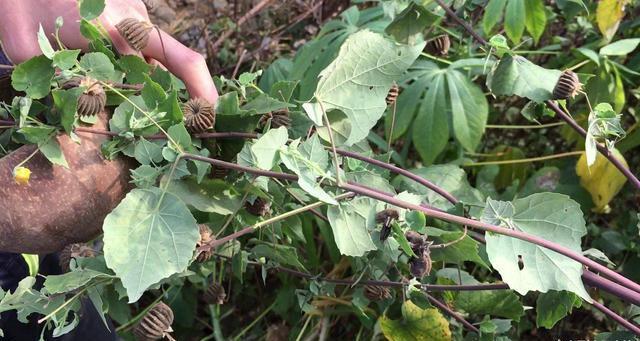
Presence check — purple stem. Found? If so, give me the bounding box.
[583,270,640,307]
[427,293,480,333]
[591,300,640,335]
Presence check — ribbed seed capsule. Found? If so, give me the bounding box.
[245,197,271,217]
[210,166,229,179]
[59,243,95,272]
[364,285,392,301]
[116,18,154,51]
[77,77,107,117]
[203,283,226,305]
[196,224,213,263]
[134,302,174,341]
[409,251,432,278]
[552,70,581,100]
[386,83,400,106]
[183,98,216,133]
[261,110,292,128]
[425,34,451,56]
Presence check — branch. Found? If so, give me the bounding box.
[427,293,479,333]
[432,0,640,192]
[591,300,640,335]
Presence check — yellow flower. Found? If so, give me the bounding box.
[13,166,31,185]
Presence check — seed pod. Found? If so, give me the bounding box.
[59,243,95,272]
[405,231,424,245]
[260,110,292,129]
[409,251,432,278]
[552,70,581,100]
[425,34,451,56]
[183,98,216,133]
[386,83,400,106]
[196,224,213,263]
[210,166,230,179]
[203,283,226,305]
[376,208,399,242]
[245,197,271,217]
[133,301,174,341]
[364,285,392,301]
[380,223,392,241]
[116,18,154,51]
[60,77,82,90]
[77,78,107,117]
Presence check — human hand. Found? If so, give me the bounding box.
[0,0,218,103]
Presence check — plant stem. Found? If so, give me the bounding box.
[427,294,479,333]
[420,52,453,64]
[318,100,343,185]
[485,122,566,129]
[591,300,640,335]
[463,151,583,166]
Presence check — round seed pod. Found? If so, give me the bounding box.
[77,78,107,117]
[260,110,292,129]
[59,243,95,272]
[245,197,271,217]
[60,77,82,90]
[386,83,400,106]
[203,283,226,305]
[210,166,230,179]
[380,223,392,241]
[409,251,432,278]
[196,224,213,263]
[375,208,399,224]
[405,231,424,245]
[183,98,216,133]
[133,301,174,341]
[425,34,451,56]
[364,285,392,301]
[116,18,154,51]
[552,70,582,100]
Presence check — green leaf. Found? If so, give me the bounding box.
[242,94,294,114]
[53,50,81,71]
[134,138,164,165]
[252,243,306,270]
[308,30,423,146]
[44,269,113,294]
[427,227,490,269]
[483,0,507,35]
[79,0,106,20]
[599,38,640,56]
[481,193,591,301]
[385,3,439,43]
[488,55,562,102]
[536,290,582,329]
[327,197,377,256]
[103,187,200,302]
[524,0,546,44]
[39,138,69,168]
[11,55,55,99]
[379,300,452,341]
[504,0,525,43]
[164,177,242,215]
[141,74,167,109]
[79,52,115,81]
[130,165,162,188]
[412,73,449,164]
[258,58,293,92]
[37,25,55,59]
[251,126,289,170]
[18,126,55,144]
[447,70,488,152]
[52,88,82,133]
[20,254,39,277]
[279,136,336,204]
[118,55,152,84]
[167,124,192,151]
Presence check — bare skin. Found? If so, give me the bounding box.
[0,0,218,253]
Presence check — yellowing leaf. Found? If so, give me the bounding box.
[596,0,628,41]
[380,300,451,341]
[576,149,628,213]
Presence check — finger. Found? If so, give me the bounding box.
[142,28,218,104]
[0,23,42,64]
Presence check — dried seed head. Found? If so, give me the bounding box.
[409,251,432,278]
[552,70,582,100]
[266,322,290,341]
[386,83,400,106]
[116,18,154,51]
[364,285,392,301]
[380,224,392,241]
[425,34,451,56]
[77,77,106,117]
[183,98,216,133]
[375,208,400,224]
[196,224,213,263]
[133,301,174,341]
[59,243,95,272]
[210,166,230,179]
[405,231,424,245]
[260,110,292,128]
[203,283,226,305]
[60,77,82,90]
[245,197,271,217]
